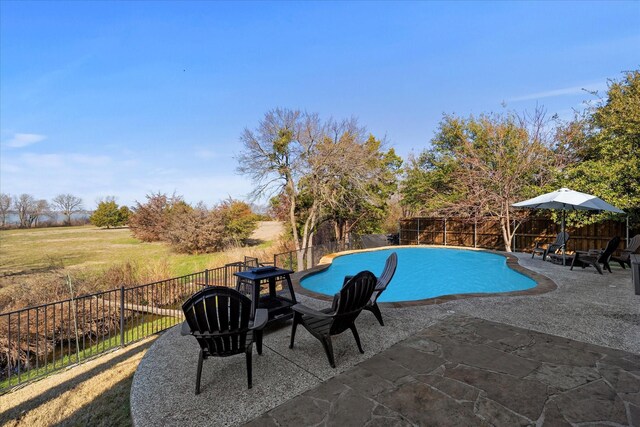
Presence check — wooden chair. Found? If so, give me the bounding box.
[570,236,621,274]
[532,232,570,261]
[611,234,640,269]
[289,270,377,368]
[181,286,268,394]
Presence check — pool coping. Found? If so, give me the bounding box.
[290,245,557,307]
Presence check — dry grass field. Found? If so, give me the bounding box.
[0,222,284,426]
[0,222,285,311]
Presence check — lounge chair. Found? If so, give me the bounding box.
[610,234,640,268]
[181,286,268,394]
[289,270,377,368]
[532,232,570,261]
[570,236,621,274]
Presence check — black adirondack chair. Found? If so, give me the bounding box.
[181,286,268,394]
[289,270,377,368]
[363,252,398,326]
[532,232,570,261]
[611,234,640,268]
[570,236,621,274]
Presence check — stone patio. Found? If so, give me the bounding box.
[130,253,640,426]
[248,315,640,426]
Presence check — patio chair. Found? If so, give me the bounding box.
[570,236,621,274]
[342,252,398,326]
[364,252,398,326]
[181,286,268,394]
[532,232,570,261]
[289,270,377,368]
[610,234,640,269]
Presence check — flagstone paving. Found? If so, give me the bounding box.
[246,315,640,426]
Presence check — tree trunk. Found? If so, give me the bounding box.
[500,217,513,252]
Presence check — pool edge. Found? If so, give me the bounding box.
[291,247,557,307]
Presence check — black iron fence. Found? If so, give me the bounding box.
[272,240,361,271]
[0,260,258,392]
[1,240,371,392]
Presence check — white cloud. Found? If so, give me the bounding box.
[509,81,609,102]
[4,133,47,148]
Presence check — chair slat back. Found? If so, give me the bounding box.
[182,286,252,356]
[554,232,570,246]
[627,234,640,253]
[599,236,621,263]
[376,252,398,291]
[331,271,377,334]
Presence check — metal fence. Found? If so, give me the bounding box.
[272,240,361,271]
[0,260,257,392]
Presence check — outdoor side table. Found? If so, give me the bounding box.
[234,267,297,324]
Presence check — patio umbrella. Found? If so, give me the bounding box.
[512,188,625,264]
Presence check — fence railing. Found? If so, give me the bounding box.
[272,240,361,271]
[0,260,258,392]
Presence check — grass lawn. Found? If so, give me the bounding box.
[0,225,234,278]
[0,222,283,425]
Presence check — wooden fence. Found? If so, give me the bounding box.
[399,217,636,254]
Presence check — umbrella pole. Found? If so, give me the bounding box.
[627,215,630,247]
[562,210,566,266]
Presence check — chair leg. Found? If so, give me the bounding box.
[289,312,299,349]
[246,348,253,389]
[255,330,263,355]
[350,324,364,354]
[594,262,603,275]
[603,261,612,273]
[368,303,384,326]
[321,336,336,368]
[195,349,204,395]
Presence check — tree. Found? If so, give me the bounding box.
[321,134,402,242]
[559,70,640,226]
[238,109,400,267]
[90,198,130,228]
[13,194,36,228]
[128,192,185,242]
[28,199,51,227]
[402,109,560,251]
[0,193,11,227]
[165,203,226,254]
[51,194,84,225]
[237,108,322,267]
[217,199,259,246]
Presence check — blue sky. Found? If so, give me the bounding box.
[1,1,638,208]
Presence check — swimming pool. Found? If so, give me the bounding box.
[300,247,536,302]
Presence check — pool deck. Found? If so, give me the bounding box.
[130,253,640,426]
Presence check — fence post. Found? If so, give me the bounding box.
[120,285,125,348]
[205,269,209,286]
[417,218,421,245]
[444,218,447,246]
[474,219,477,248]
[273,253,277,267]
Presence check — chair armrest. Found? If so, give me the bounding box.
[291,303,332,318]
[250,308,269,330]
[180,321,192,336]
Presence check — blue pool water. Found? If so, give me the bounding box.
[300,248,536,302]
